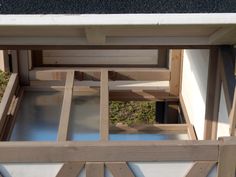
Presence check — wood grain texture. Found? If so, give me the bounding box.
[0,141,219,162]
[185,161,216,177]
[204,47,221,140]
[57,71,74,141]
[86,162,104,177]
[106,162,135,177]
[100,69,109,141]
[217,138,236,177]
[0,74,18,134]
[56,162,85,177]
[169,49,182,96]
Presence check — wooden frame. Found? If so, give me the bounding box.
[0,46,235,177]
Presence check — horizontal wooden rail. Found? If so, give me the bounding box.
[110,124,188,134]
[0,141,219,163]
[29,68,170,81]
[0,74,18,134]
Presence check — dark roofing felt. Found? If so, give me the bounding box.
[0,0,236,14]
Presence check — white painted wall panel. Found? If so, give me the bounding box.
[181,49,210,140]
[43,50,158,65]
[217,84,230,138]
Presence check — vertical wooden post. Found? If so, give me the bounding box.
[217,137,236,177]
[204,47,221,140]
[18,50,30,85]
[169,49,182,96]
[0,50,10,72]
[100,69,109,141]
[57,71,75,141]
[86,162,104,177]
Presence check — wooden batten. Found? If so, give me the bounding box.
[106,162,135,177]
[56,162,85,177]
[0,74,18,135]
[86,162,104,177]
[169,49,182,96]
[0,141,219,162]
[204,47,221,140]
[100,69,109,141]
[217,137,236,177]
[184,161,216,177]
[57,71,75,141]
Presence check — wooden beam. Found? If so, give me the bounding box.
[217,138,236,177]
[169,49,182,96]
[229,87,236,136]
[57,71,75,141]
[0,141,219,162]
[209,27,236,44]
[184,161,216,177]
[0,74,18,134]
[86,162,104,177]
[0,45,212,50]
[29,68,170,81]
[204,47,221,140]
[56,162,85,177]
[100,69,109,141]
[106,162,135,177]
[85,28,106,44]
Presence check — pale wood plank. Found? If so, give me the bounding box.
[56,162,85,177]
[29,68,170,81]
[0,74,18,133]
[57,71,75,141]
[204,47,221,140]
[106,162,135,177]
[217,138,236,177]
[0,50,10,72]
[100,69,109,141]
[86,162,104,177]
[2,88,24,141]
[0,141,219,163]
[185,161,216,177]
[169,49,182,96]
[229,87,236,136]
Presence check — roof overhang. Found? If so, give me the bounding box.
[0,13,236,46]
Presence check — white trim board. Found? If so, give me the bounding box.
[0,14,236,26]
